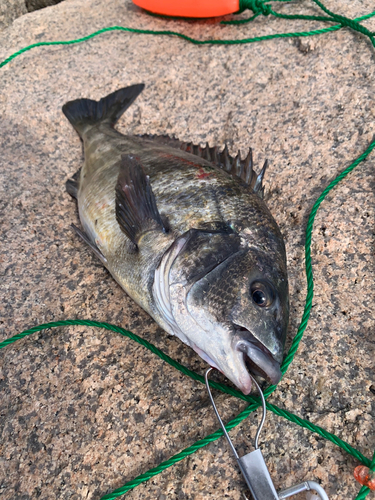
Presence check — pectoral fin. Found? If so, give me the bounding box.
[115,155,167,248]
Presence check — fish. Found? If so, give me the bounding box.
[62,84,289,395]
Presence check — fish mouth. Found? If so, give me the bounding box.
[233,325,282,386]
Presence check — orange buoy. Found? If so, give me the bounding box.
[132,0,241,18]
[354,466,375,491]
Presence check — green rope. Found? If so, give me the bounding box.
[1,325,373,498]
[1,318,373,470]
[238,0,273,16]
[256,138,375,405]
[278,138,375,377]
[223,12,334,26]
[100,400,373,500]
[99,403,260,499]
[1,138,374,499]
[233,0,375,48]
[311,0,375,45]
[1,8,375,69]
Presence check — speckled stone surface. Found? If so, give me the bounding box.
[26,0,65,13]
[0,0,64,30]
[0,0,27,30]
[0,1,374,499]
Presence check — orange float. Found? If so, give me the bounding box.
[354,466,375,491]
[132,0,241,18]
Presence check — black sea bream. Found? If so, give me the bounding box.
[63,84,289,394]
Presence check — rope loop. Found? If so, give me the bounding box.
[311,0,375,43]
[239,0,272,16]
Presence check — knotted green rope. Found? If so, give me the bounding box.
[1,3,375,69]
[234,0,375,47]
[239,0,273,16]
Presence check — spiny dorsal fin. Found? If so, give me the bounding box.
[115,155,166,248]
[135,133,267,197]
[253,159,268,198]
[179,141,267,198]
[137,134,183,149]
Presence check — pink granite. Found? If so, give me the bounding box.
[0,1,374,499]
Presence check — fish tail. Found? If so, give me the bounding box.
[62,84,145,138]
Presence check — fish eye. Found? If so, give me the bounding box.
[250,281,274,308]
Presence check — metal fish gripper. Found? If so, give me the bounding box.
[205,368,329,500]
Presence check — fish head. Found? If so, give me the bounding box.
[158,229,289,395]
[187,242,289,393]
[187,247,289,393]
[230,248,288,373]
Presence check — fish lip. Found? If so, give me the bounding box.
[191,342,252,395]
[191,342,253,395]
[233,324,282,385]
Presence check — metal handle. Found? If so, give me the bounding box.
[278,481,329,500]
[204,368,329,500]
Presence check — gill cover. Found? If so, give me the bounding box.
[153,227,241,339]
[153,226,289,393]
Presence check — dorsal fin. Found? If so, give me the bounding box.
[179,141,267,198]
[253,159,268,198]
[137,134,183,149]
[135,134,267,197]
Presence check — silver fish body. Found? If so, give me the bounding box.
[63,85,289,394]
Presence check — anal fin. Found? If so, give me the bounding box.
[66,179,79,199]
[66,168,81,199]
[116,155,167,248]
[71,223,107,265]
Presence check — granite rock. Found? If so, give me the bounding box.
[0,0,64,31]
[26,0,64,13]
[0,0,27,30]
[0,1,374,499]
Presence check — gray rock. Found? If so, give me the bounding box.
[0,0,64,31]
[26,0,64,13]
[0,1,374,499]
[0,0,27,30]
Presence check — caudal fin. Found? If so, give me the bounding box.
[62,84,145,138]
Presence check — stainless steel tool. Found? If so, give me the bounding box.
[205,368,329,500]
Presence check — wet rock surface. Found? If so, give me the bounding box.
[0,1,374,499]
